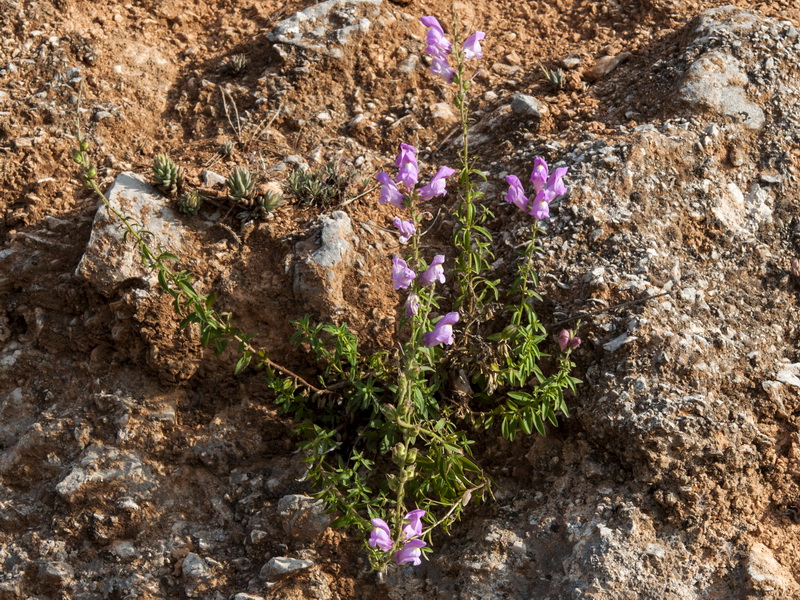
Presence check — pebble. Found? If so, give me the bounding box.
[93,110,113,122]
[510,94,547,119]
[182,553,210,579]
[584,52,631,81]
[201,169,227,187]
[261,557,314,579]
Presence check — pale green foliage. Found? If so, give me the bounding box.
[152,153,185,195]
[287,161,356,206]
[227,166,255,202]
[178,190,203,216]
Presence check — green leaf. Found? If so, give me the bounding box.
[234,352,252,375]
[532,411,546,436]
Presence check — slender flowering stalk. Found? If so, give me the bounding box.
[421,12,495,326]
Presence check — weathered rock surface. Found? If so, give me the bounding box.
[277,494,332,542]
[293,210,359,314]
[268,0,383,60]
[76,172,191,294]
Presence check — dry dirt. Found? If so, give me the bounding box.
[2,0,800,598]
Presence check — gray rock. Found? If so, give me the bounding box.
[678,50,765,130]
[234,595,265,600]
[182,553,210,579]
[76,172,191,294]
[429,102,458,126]
[277,494,331,542]
[510,94,547,119]
[92,110,113,122]
[55,444,156,504]
[37,560,74,589]
[201,169,227,188]
[744,543,800,596]
[293,211,358,312]
[261,557,314,579]
[268,0,382,60]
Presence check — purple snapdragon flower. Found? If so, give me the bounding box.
[368,518,393,552]
[419,166,456,200]
[377,172,405,207]
[392,257,416,290]
[420,16,452,58]
[557,329,581,352]
[405,292,420,317]
[529,189,552,220]
[430,55,455,82]
[419,254,445,286]
[548,166,569,197]
[530,157,549,194]
[507,157,569,221]
[504,174,529,211]
[420,16,455,82]
[393,217,416,244]
[462,31,485,61]
[395,143,419,190]
[395,539,426,566]
[424,312,459,347]
[402,509,425,539]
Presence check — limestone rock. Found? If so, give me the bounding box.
[678,50,765,130]
[510,94,547,119]
[268,0,382,60]
[744,543,800,597]
[293,211,358,313]
[261,557,314,579]
[76,172,190,295]
[55,444,156,504]
[277,494,331,542]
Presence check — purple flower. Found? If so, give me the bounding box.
[463,31,485,61]
[392,256,416,290]
[403,509,426,539]
[557,329,581,352]
[419,166,456,200]
[504,174,529,211]
[423,311,459,347]
[529,189,552,220]
[395,143,419,190]
[529,157,549,194]
[368,518,394,552]
[405,292,420,317]
[430,54,455,82]
[377,172,404,207]
[393,217,416,244]
[547,166,569,198]
[419,254,445,286]
[395,539,426,566]
[420,16,452,58]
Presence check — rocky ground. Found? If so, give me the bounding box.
[2,0,800,598]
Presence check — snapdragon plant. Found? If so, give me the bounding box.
[72,11,582,573]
